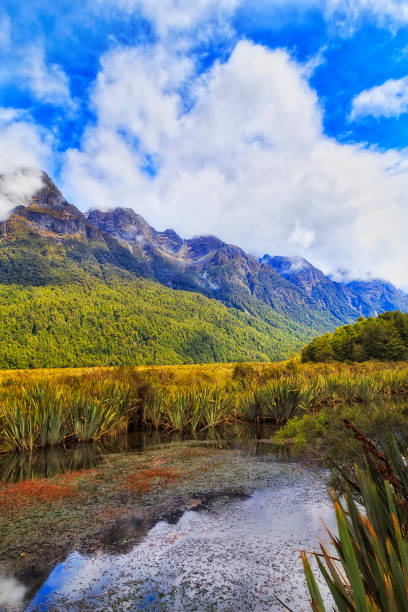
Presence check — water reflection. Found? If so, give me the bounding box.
[0,423,290,483]
[25,467,335,611]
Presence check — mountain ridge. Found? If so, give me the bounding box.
[0,169,406,367]
[4,170,407,325]
[260,254,408,323]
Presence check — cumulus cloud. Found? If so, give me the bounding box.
[22,46,75,108]
[0,116,51,174]
[350,75,408,119]
[61,39,408,287]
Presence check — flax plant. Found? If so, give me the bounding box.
[302,422,408,611]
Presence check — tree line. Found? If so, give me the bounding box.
[302,311,408,362]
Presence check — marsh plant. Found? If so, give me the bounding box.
[0,383,130,453]
[239,378,321,424]
[143,385,236,432]
[2,363,408,453]
[302,422,408,611]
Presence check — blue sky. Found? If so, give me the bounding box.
[2,0,408,285]
[3,1,408,151]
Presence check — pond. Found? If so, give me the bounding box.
[0,427,336,611]
[0,424,289,484]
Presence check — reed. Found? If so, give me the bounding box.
[198,387,235,430]
[143,385,236,432]
[266,378,303,422]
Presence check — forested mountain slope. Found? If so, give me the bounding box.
[0,169,406,367]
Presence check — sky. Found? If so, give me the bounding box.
[2,1,408,286]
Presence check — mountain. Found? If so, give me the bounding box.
[86,208,341,334]
[0,172,314,367]
[344,279,408,317]
[0,169,406,368]
[261,254,408,322]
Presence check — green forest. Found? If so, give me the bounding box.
[0,223,323,368]
[301,310,408,362]
[0,278,306,368]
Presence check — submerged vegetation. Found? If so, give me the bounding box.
[1,360,408,454]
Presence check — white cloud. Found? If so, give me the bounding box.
[350,76,408,119]
[289,219,315,249]
[0,111,52,218]
[0,119,51,176]
[326,0,408,28]
[102,0,408,33]
[62,39,408,287]
[97,0,239,48]
[22,46,75,108]
[0,12,74,109]
[137,0,239,38]
[0,107,25,123]
[0,167,45,212]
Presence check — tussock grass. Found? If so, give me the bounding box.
[0,383,130,453]
[1,360,408,453]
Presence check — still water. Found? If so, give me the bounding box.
[1,427,336,611]
[0,424,289,484]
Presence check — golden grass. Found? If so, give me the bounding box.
[1,358,406,389]
[2,359,408,453]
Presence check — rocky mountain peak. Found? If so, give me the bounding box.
[261,255,314,275]
[186,235,227,259]
[2,171,86,237]
[87,207,156,243]
[32,172,71,209]
[1,169,407,328]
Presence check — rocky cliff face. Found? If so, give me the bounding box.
[2,172,88,238]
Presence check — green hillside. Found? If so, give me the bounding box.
[0,221,321,368]
[301,311,408,362]
[0,278,307,368]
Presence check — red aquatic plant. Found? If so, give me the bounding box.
[58,468,98,484]
[125,467,181,493]
[0,479,78,512]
